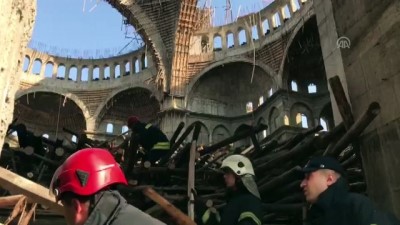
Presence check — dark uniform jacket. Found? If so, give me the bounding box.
[130,122,169,152]
[84,190,165,225]
[198,187,263,225]
[307,177,400,225]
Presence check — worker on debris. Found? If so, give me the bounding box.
[299,156,400,225]
[123,116,170,173]
[49,148,165,225]
[197,154,263,225]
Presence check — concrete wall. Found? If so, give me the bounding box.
[0,0,36,156]
[316,0,400,217]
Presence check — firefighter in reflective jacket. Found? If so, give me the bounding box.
[124,116,170,173]
[198,155,263,225]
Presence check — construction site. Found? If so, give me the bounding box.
[0,0,399,224]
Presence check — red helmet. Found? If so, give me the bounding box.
[50,148,127,201]
[127,116,140,128]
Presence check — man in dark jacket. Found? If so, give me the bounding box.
[198,155,263,225]
[50,148,165,225]
[124,116,170,172]
[300,156,400,225]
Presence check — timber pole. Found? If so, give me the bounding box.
[0,167,63,214]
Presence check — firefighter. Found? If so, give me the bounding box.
[299,156,400,225]
[198,154,263,225]
[49,148,165,225]
[124,116,170,173]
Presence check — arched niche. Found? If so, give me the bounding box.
[212,125,230,144]
[187,121,210,147]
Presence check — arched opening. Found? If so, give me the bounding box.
[115,64,121,78]
[81,66,89,81]
[98,88,160,125]
[135,59,140,73]
[296,113,309,128]
[93,66,100,81]
[69,66,77,81]
[23,56,30,72]
[227,32,234,48]
[262,19,270,35]
[125,61,130,76]
[283,16,328,93]
[122,125,129,134]
[44,62,54,78]
[290,103,314,128]
[141,54,147,69]
[106,123,114,133]
[188,62,275,117]
[320,103,334,131]
[32,59,42,75]
[251,25,259,40]
[291,80,298,92]
[13,92,86,136]
[308,83,317,93]
[71,135,77,143]
[213,35,222,51]
[201,36,210,53]
[57,64,66,79]
[238,29,247,45]
[104,65,110,80]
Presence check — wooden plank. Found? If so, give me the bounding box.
[187,140,196,220]
[328,76,354,129]
[142,187,196,225]
[0,195,23,208]
[0,167,63,215]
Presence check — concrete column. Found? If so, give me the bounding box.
[77,66,82,82]
[0,0,36,156]
[52,63,58,79]
[100,65,105,80]
[120,62,125,77]
[88,66,93,83]
[313,0,349,125]
[85,117,97,140]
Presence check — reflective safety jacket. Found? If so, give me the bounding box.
[130,122,170,152]
[198,190,263,225]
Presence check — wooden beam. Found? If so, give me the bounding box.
[143,187,196,225]
[0,167,63,215]
[0,195,23,208]
[328,76,354,129]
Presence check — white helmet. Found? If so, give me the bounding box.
[221,155,255,176]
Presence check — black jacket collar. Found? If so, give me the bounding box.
[312,177,349,212]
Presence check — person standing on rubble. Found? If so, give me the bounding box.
[197,154,263,225]
[299,156,400,225]
[49,148,166,225]
[124,116,170,173]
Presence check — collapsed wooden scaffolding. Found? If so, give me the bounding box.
[0,75,379,225]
